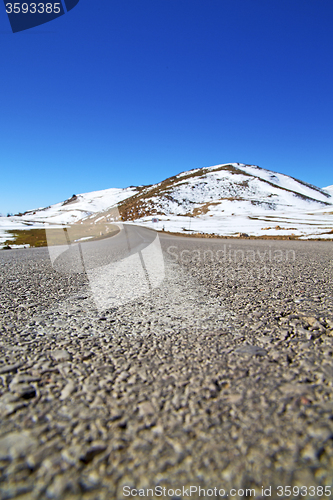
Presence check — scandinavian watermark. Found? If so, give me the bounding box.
[167,243,296,283]
[167,244,296,265]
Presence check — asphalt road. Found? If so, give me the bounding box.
[0,226,333,499]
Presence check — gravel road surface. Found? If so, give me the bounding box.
[0,226,332,500]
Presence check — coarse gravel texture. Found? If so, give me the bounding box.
[0,235,333,500]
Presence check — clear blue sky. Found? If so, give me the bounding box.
[1,0,332,214]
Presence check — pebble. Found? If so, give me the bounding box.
[234,345,267,356]
[60,380,75,400]
[308,426,333,441]
[0,431,38,460]
[10,382,36,399]
[0,362,23,374]
[138,401,155,416]
[50,350,71,362]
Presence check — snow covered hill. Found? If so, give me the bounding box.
[117,163,331,218]
[115,163,333,239]
[0,187,138,246]
[14,186,138,225]
[1,163,332,245]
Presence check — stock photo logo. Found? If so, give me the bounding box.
[3,0,80,33]
[45,206,165,312]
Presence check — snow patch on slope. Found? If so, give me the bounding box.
[0,186,138,245]
[21,187,138,225]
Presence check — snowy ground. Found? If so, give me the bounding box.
[128,205,333,239]
[2,203,332,247]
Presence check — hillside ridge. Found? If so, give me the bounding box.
[0,163,332,244]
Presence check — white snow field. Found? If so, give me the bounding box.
[323,185,333,196]
[1,164,332,246]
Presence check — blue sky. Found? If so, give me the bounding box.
[1,0,332,214]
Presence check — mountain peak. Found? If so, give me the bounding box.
[1,163,332,243]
